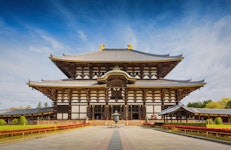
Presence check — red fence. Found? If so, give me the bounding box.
[162,124,231,137]
[0,123,89,138]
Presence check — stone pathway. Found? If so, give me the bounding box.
[0,126,230,150]
[108,129,122,150]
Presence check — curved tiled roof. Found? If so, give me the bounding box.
[28,78,205,88]
[0,107,53,116]
[50,49,183,63]
[97,67,136,84]
[159,105,231,115]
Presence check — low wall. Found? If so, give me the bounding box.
[36,120,86,125]
[89,120,146,126]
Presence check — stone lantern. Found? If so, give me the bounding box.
[112,110,120,124]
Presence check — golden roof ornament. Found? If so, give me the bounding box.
[127,44,132,50]
[100,44,105,51]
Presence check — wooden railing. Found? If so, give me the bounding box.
[162,124,231,137]
[0,123,89,138]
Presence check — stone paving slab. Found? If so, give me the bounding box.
[0,126,230,150]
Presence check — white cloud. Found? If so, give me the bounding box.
[77,30,88,42]
[0,4,231,109]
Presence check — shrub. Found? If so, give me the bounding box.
[19,116,28,125]
[165,122,206,127]
[214,117,223,125]
[12,118,19,125]
[0,119,7,125]
[206,118,214,125]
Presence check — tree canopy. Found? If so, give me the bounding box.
[187,98,231,109]
[187,100,211,108]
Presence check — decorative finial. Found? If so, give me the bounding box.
[113,66,121,70]
[100,44,105,51]
[127,44,132,50]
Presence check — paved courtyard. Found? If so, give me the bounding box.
[0,126,230,150]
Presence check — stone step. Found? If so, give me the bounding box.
[88,120,146,126]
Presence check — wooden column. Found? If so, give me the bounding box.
[105,105,109,120]
[138,105,141,120]
[161,90,165,111]
[124,105,128,120]
[101,105,103,120]
[53,101,57,120]
[87,105,91,120]
[130,105,133,120]
[92,105,95,120]
[142,89,146,120]
[89,64,93,79]
[120,105,122,120]
[68,90,72,120]
[111,105,113,120]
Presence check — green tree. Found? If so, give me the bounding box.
[214,117,223,125]
[37,101,42,109]
[205,101,224,109]
[225,100,231,109]
[206,118,213,125]
[187,100,211,108]
[12,118,19,125]
[19,116,28,125]
[25,105,31,109]
[44,102,48,108]
[0,119,7,126]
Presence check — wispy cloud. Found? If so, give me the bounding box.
[77,30,88,42]
[0,0,231,109]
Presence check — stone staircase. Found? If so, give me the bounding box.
[88,120,145,126]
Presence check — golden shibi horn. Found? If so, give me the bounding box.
[100,44,105,50]
[127,44,132,50]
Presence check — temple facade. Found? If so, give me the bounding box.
[28,45,205,120]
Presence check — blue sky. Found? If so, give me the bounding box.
[0,0,231,109]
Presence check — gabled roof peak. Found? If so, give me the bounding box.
[50,48,183,63]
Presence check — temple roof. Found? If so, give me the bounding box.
[97,66,136,84]
[0,107,53,116]
[28,78,205,88]
[50,49,183,63]
[159,105,231,115]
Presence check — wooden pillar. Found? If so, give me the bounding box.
[68,101,72,120]
[68,90,72,120]
[140,64,144,79]
[100,105,102,120]
[138,105,141,120]
[121,105,123,120]
[125,105,128,120]
[53,101,57,120]
[186,114,188,123]
[105,105,109,120]
[161,89,165,111]
[92,105,95,120]
[142,89,146,120]
[111,105,113,120]
[87,104,91,119]
[130,105,132,120]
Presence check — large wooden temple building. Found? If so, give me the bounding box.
[28,45,205,120]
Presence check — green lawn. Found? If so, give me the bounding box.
[0,125,54,131]
[206,124,231,129]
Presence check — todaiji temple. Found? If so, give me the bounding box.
[27,44,205,121]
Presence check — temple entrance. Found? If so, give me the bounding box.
[129,105,141,120]
[87,104,145,120]
[95,113,101,120]
[132,113,139,119]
